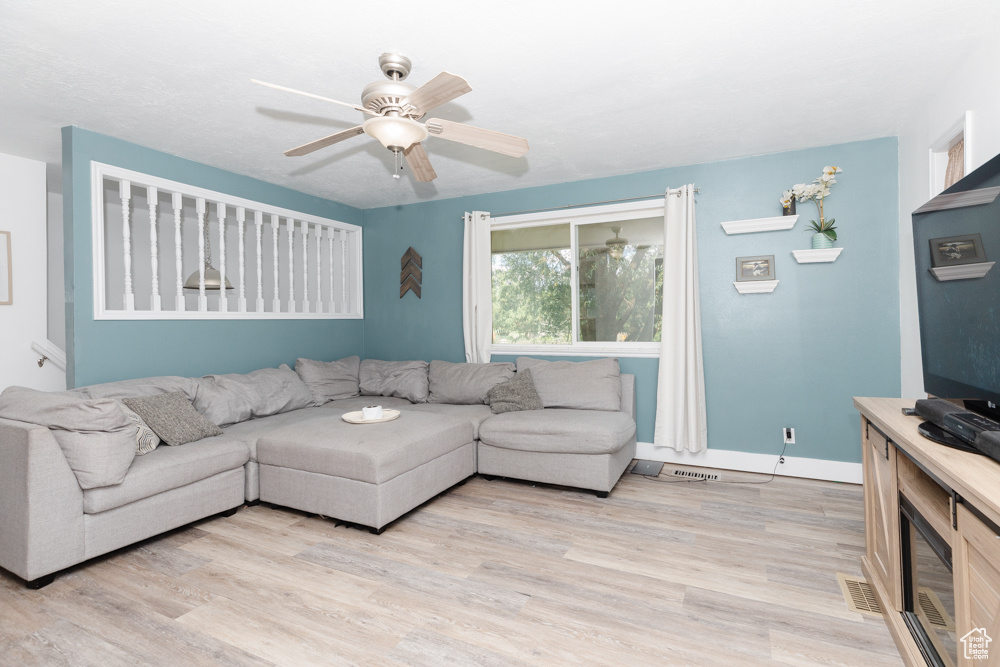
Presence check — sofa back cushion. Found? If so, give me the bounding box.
[194,365,314,426]
[359,360,429,403]
[427,361,516,405]
[0,386,136,489]
[515,357,621,411]
[294,356,360,404]
[79,375,200,401]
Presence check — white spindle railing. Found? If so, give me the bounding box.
[120,180,134,311]
[172,192,184,312]
[91,162,363,320]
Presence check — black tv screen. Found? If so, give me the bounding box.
[913,151,1000,412]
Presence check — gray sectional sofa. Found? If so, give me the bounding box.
[0,357,636,588]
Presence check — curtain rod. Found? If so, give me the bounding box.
[479,188,700,220]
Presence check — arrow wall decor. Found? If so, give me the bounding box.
[400,247,422,298]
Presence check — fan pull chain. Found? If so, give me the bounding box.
[393,149,402,180]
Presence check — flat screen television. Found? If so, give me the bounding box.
[913,150,1000,429]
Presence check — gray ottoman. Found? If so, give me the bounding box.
[477,408,636,495]
[257,412,474,531]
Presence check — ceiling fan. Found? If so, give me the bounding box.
[253,53,529,182]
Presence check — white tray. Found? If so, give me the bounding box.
[341,409,401,424]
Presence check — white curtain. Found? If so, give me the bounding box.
[654,185,708,452]
[463,211,493,363]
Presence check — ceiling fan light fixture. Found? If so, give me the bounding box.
[363,116,428,151]
[606,226,629,259]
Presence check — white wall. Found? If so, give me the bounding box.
[898,37,1000,397]
[47,189,65,350]
[0,152,66,391]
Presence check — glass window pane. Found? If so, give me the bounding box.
[491,224,572,345]
[577,217,664,343]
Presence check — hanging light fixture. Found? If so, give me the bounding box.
[605,226,629,260]
[183,210,233,290]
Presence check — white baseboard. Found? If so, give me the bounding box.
[634,442,862,485]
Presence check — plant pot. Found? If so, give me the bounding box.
[811,233,834,249]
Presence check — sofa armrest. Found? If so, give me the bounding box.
[0,418,85,582]
[620,374,636,424]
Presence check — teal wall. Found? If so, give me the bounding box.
[63,127,365,387]
[362,138,901,463]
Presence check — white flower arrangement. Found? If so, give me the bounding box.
[781,166,843,241]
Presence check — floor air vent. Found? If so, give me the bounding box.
[837,573,883,617]
[918,587,955,630]
[671,469,719,481]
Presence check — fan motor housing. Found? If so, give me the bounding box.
[361,80,418,116]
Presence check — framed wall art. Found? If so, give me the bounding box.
[736,255,775,282]
[929,233,986,267]
[0,231,10,305]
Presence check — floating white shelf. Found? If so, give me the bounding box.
[721,215,798,235]
[733,280,779,294]
[793,248,844,263]
[930,261,995,281]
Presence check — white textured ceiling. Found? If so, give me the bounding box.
[1,1,997,209]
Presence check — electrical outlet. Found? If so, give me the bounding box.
[783,427,795,444]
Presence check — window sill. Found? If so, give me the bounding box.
[491,343,661,359]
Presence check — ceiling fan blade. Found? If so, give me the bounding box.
[284,126,365,157]
[401,72,472,115]
[425,118,528,158]
[404,143,437,182]
[252,79,376,116]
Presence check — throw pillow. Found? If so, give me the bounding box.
[295,356,361,404]
[515,357,621,411]
[359,359,429,403]
[0,386,136,489]
[486,369,544,414]
[119,403,161,455]
[123,392,223,446]
[427,360,516,405]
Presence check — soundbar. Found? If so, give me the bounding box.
[914,398,1000,463]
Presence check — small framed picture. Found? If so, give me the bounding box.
[930,233,986,267]
[736,255,775,282]
[0,231,10,305]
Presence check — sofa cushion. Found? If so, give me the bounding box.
[322,396,414,412]
[427,360,515,405]
[403,403,494,440]
[119,403,160,455]
[257,412,472,485]
[486,369,543,414]
[221,406,333,460]
[123,392,224,446]
[194,365,315,426]
[478,408,635,455]
[515,357,621,411]
[80,376,200,401]
[294,356,361,404]
[0,386,137,489]
[82,436,251,514]
[359,360,429,403]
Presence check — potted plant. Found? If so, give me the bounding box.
[782,166,843,249]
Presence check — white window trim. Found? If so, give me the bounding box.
[491,198,665,357]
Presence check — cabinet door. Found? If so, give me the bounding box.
[954,503,1000,665]
[864,421,902,610]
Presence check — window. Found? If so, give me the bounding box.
[490,200,664,356]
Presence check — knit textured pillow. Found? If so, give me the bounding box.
[119,402,161,455]
[486,369,544,414]
[122,392,223,446]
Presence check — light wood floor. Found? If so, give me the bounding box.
[0,466,903,666]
